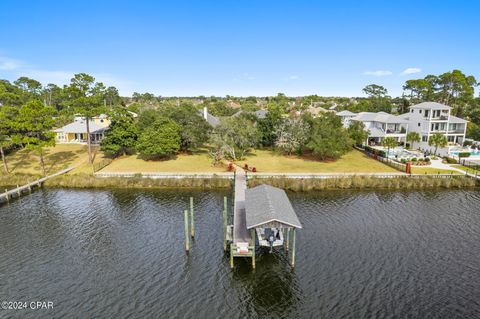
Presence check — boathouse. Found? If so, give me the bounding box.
[229,181,302,269]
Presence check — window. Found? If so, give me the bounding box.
[447,136,455,142]
[411,109,414,113]
[419,110,422,114]
[422,136,428,142]
[424,110,429,118]
[418,123,421,127]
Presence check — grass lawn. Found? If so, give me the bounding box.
[1,144,90,176]
[450,165,480,175]
[411,167,462,175]
[235,149,399,173]
[101,150,226,173]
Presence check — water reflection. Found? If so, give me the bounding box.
[1,188,480,318]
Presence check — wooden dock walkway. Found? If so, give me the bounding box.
[233,169,251,244]
[0,167,75,204]
[229,168,255,268]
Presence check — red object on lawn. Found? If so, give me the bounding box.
[244,164,249,170]
[406,162,412,174]
[227,162,234,172]
[252,167,257,172]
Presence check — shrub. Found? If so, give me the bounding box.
[424,157,430,162]
[401,159,407,164]
[458,152,470,158]
[463,140,473,146]
[411,157,417,162]
[444,156,457,164]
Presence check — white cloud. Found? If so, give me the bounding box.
[0,56,22,70]
[288,75,299,80]
[363,70,393,77]
[400,67,422,75]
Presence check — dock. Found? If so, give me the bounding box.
[0,167,75,204]
[228,168,302,269]
[230,168,255,268]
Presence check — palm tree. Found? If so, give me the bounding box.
[428,133,448,155]
[406,132,420,150]
[382,137,398,160]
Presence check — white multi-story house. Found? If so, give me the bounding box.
[400,102,467,154]
[336,110,357,128]
[350,112,409,146]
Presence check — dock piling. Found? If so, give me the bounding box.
[16,185,20,196]
[223,196,227,251]
[285,228,289,252]
[190,197,195,238]
[184,209,189,253]
[251,228,256,269]
[230,243,234,268]
[291,228,296,269]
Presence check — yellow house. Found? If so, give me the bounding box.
[54,116,109,144]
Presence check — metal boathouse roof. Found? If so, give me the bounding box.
[245,184,302,229]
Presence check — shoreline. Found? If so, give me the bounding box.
[48,173,478,191]
[1,172,478,192]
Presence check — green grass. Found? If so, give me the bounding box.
[1,144,91,177]
[411,167,462,175]
[100,149,226,173]
[450,165,480,175]
[236,149,398,173]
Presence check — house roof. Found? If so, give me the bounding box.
[232,109,268,119]
[245,184,302,229]
[352,112,409,124]
[410,102,451,110]
[449,115,468,124]
[54,119,107,134]
[336,110,357,116]
[197,109,220,127]
[368,127,386,137]
[254,109,268,119]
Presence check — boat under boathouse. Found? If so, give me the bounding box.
[229,181,302,269]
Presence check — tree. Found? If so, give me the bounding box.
[428,133,448,155]
[363,84,391,113]
[161,104,211,151]
[66,73,106,164]
[382,137,398,160]
[15,100,56,175]
[210,116,260,160]
[257,105,283,146]
[307,113,352,160]
[347,121,369,145]
[274,117,310,154]
[406,132,420,150]
[136,117,180,159]
[14,76,42,96]
[0,106,19,173]
[100,109,138,157]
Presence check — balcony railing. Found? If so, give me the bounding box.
[431,115,449,120]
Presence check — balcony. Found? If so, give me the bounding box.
[431,115,449,121]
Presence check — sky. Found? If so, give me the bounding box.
[0,1,479,97]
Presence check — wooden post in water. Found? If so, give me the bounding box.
[190,197,194,238]
[17,185,20,196]
[291,228,296,269]
[5,189,9,203]
[285,228,289,252]
[184,210,189,253]
[223,196,228,251]
[251,228,256,269]
[230,243,234,268]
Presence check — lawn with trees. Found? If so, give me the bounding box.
[0,68,479,179]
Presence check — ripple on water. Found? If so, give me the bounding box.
[1,188,480,318]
